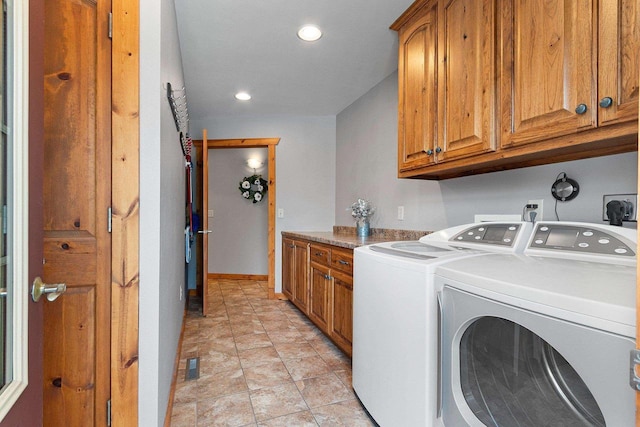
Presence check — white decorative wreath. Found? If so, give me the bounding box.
[239,174,268,204]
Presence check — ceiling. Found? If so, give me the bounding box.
[174,0,415,120]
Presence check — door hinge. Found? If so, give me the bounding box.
[107,207,112,233]
[107,399,112,426]
[629,349,640,391]
[108,12,113,39]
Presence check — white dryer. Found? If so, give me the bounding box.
[436,222,636,426]
[353,222,533,427]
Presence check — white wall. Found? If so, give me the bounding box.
[140,0,187,425]
[336,71,638,231]
[190,116,337,292]
[209,148,269,274]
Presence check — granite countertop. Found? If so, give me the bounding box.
[282,226,432,250]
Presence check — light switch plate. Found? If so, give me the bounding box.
[208,209,214,217]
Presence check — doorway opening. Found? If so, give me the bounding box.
[193,136,280,316]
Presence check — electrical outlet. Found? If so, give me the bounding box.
[179,285,184,301]
[525,199,543,222]
[397,206,405,221]
[603,194,637,222]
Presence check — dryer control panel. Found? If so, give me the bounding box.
[529,224,635,256]
[449,224,522,247]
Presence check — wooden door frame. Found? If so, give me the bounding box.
[111,0,140,424]
[194,138,280,299]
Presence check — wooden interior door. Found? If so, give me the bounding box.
[202,130,209,315]
[43,0,112,424]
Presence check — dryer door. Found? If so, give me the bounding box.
[441,285,635,427]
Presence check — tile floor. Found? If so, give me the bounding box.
[169,279,377,426]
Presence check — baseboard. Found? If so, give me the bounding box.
[163,309,187,427]
[208,273,269,281]
[274,292,288,300]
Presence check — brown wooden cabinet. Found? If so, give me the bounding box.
[395,0,496,173]
[393,0,638,180]
[309,258,332,332]
[282,236,354,356]
[281,237,309,313]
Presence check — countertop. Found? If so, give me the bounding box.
[282,226,432,250]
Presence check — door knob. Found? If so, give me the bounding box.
[31,277,66,302]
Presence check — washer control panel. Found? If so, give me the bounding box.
[530,224,635,256]
[450,224,521,247]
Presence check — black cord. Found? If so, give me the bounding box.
[553,172,565,221]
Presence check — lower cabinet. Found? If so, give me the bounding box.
[282,236,354,356]
[282,237,309,313]
[309,261,331,332]
[330,270,353,355]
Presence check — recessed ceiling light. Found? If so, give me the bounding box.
[297,25,322,42]
[235,92,251,101]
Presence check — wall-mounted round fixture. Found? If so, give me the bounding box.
[297,25,322,42]
[551,173,580,202]
[247,158,263,170]
[235,92,251,101]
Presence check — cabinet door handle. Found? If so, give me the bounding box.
[338,260,350,266]
[575,103,588,115]
[426,149,433,156]
[324,274,332,280]
[435,146,442,153]
[599,97,613,108]
[314,252,323,257]
[288,244,295,248]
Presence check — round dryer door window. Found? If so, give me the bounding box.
[459,317,605,427]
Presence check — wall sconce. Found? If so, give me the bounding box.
[247,158,263,173]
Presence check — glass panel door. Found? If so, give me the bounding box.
[459,316,605,427]
[0,0,29,419]
[0,0,8,391]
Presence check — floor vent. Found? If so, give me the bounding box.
[185,357,200,381]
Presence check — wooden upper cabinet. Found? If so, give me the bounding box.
[438,0,496,161]
[500,0,596,148]
[597,0,639,127]
[397,1,438,172]
[395,0,496,171]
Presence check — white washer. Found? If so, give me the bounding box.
[436,222,636,427]
[353,222,533,427]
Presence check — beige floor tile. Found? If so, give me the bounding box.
[231,320,266,337]
[333,370,353,390]
[243,361,293,390]
[170,279,373,426]
[273,342,319,360]
[197,392,255,427]
[199,351,242,376]
[170,402,197,427]
[311,399,376,426]
[238,346,282,368]
[282,356,332,381]
[317,351,351,371]
[249,382,309,422]
[295,373,353,409]
[173,378,198,404]
[196,369,248,401]
[256,410,318,427]
[235,332,273,352]
[199,338,238,356]
[266,329,305,344]
[260,320,293,332]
